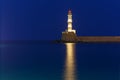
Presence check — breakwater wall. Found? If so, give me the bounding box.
[61,32,120,42]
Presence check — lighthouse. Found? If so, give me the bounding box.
[67,10,76,33]
[60,10,120,43]
[61,10,77,42]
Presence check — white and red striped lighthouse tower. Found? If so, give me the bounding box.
[67,10,76,33]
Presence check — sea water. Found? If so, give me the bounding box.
[0,41,120,80]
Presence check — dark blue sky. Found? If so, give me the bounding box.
[1,0,120,40]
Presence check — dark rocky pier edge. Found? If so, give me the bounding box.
[54,38,120,43]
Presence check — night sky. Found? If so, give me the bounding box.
[1,0,120,40]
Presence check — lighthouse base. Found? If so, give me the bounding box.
[61,31,77,42]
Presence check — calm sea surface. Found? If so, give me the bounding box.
[0,42,120,80]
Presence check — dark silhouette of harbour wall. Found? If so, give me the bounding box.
[61,32,120,42]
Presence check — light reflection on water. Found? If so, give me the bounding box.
[64,43,77,80]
